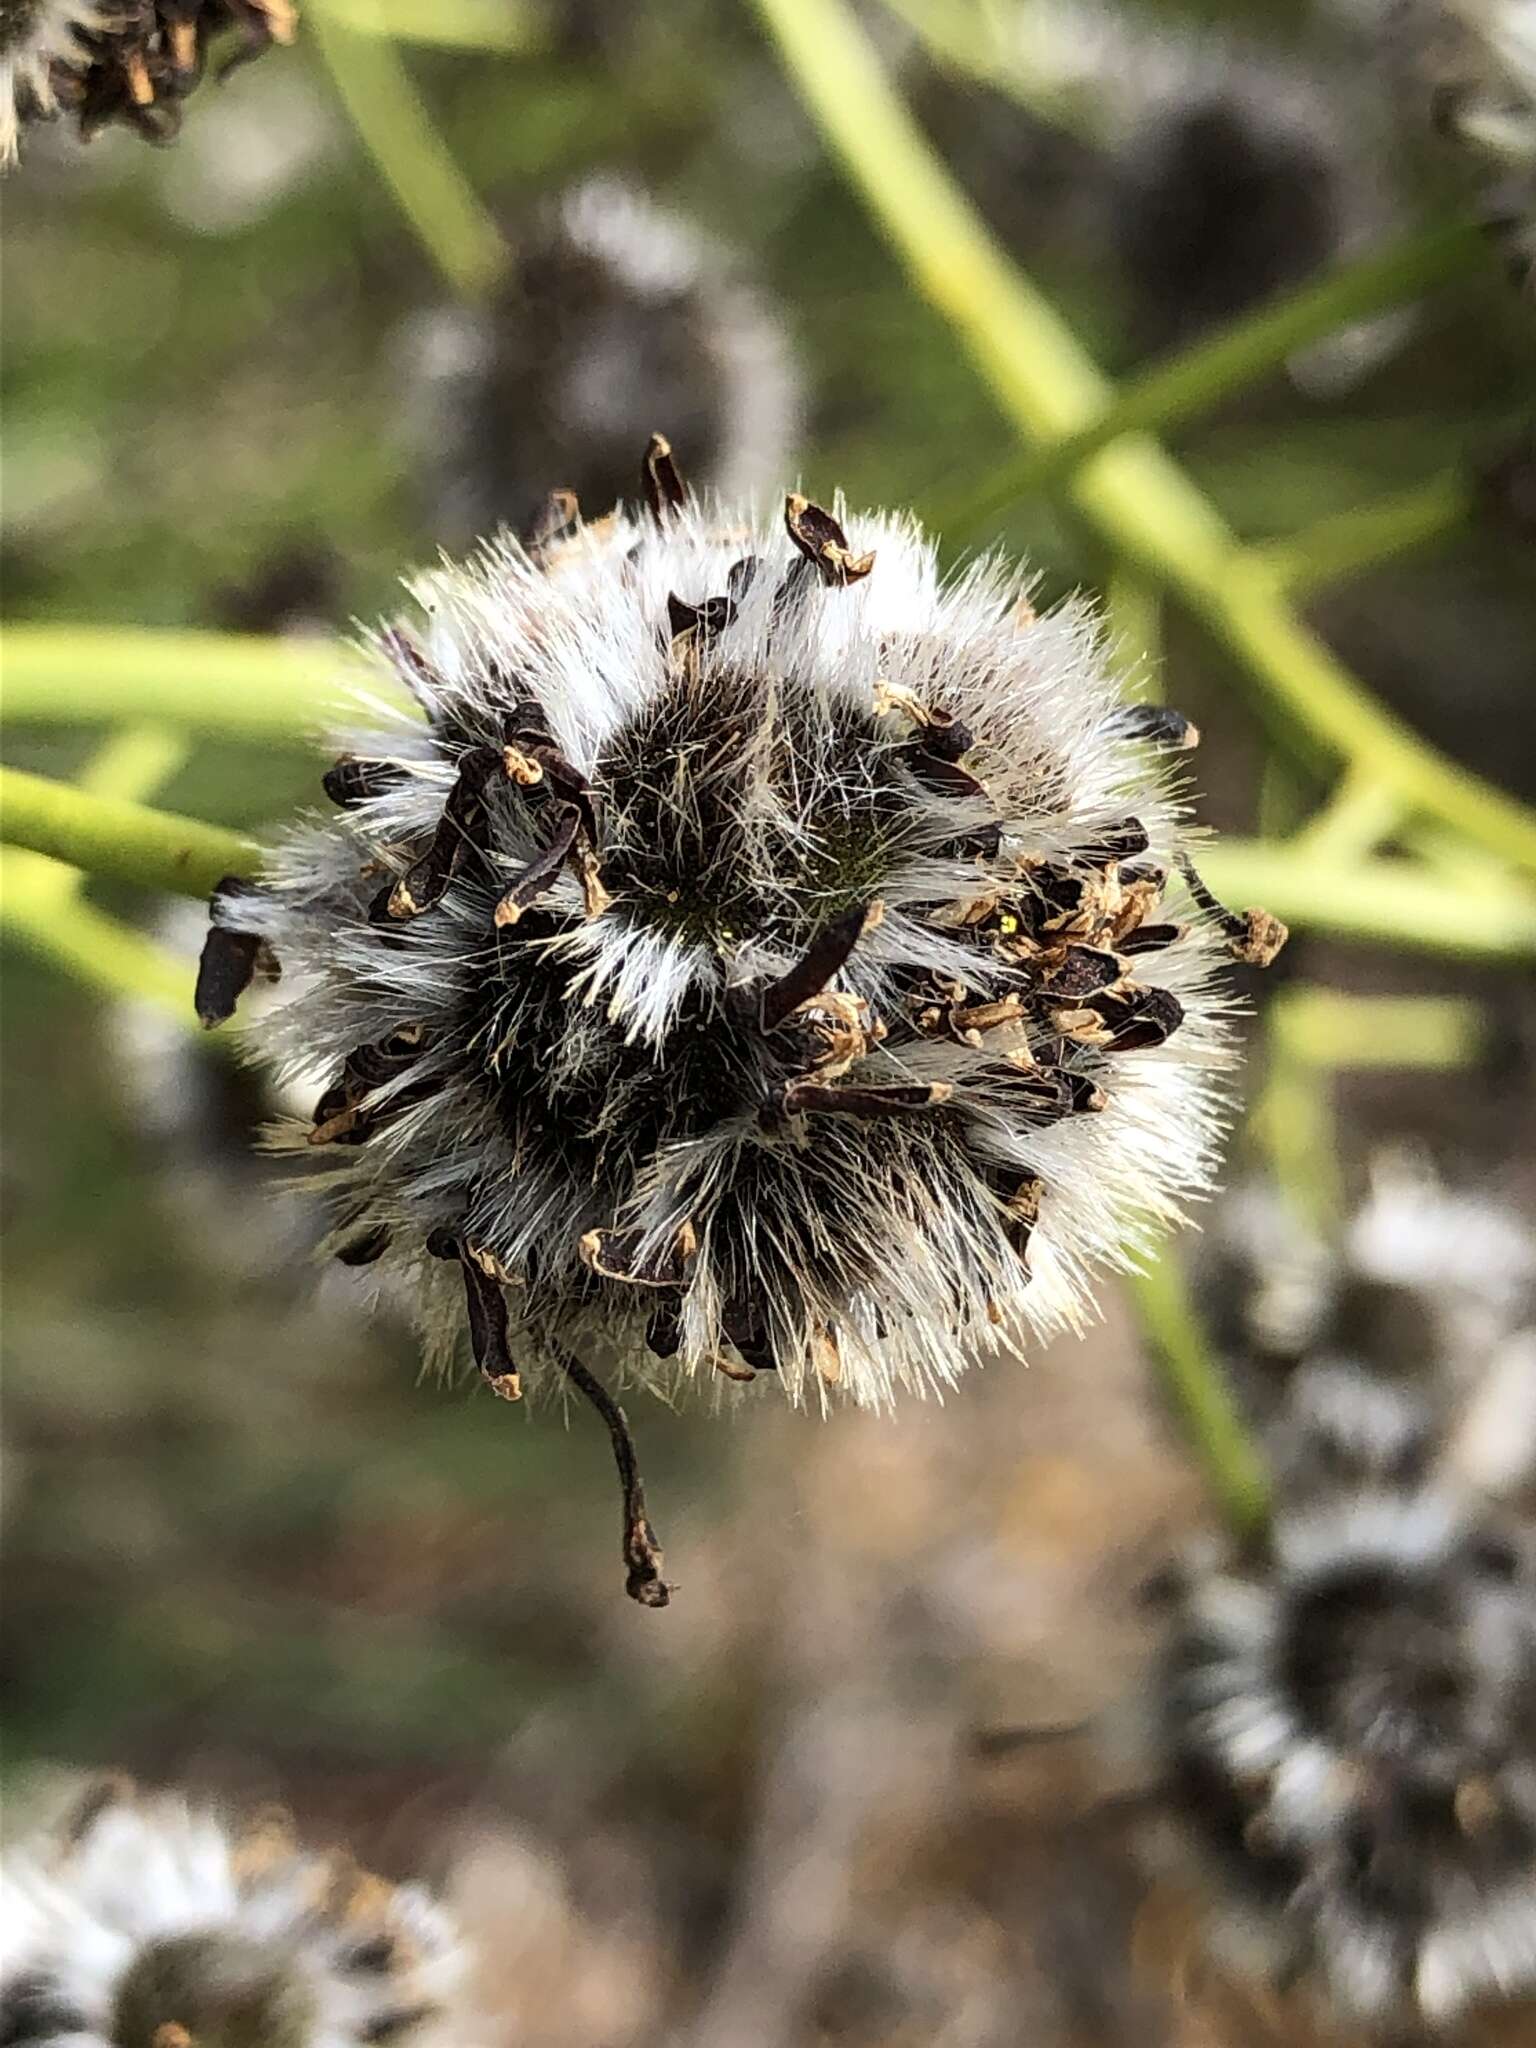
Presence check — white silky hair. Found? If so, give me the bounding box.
[237,492,1234,1410]
[0,0,102,164]
[0,1787,462,2047]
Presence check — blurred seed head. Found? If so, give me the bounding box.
[1201,1156,1536,1502]
[1106,39,1406,383]
[1,1,295,164]
[1164,1168,1536,2030]
[204,446,1271,1430]
[1162,1476,1536,2029]
[0,1780,462,2047]
[406,175,803,554]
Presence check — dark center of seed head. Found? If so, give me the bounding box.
[110,1932,318,2048]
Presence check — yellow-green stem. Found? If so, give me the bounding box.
[1198,841,1536,959]
[310,1,509,301]
[949,226,1486,537]
[0,851,197,1017]
[749,0,1536,874]
[0,767,261,900]
[1254,470,1474,594]
[1,626,401,738]
[1129,1253,1272,1540]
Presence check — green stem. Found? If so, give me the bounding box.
[1292,767,1404,864]
[76,724,191,803]
[947,225,1486,539]
[1,625,403,737]
[307,0,540,49]
[0,767,261,900]
[1198,840,1536,959]
[749,0,1536,871]
[1254,470,1474,594]
[0,851,197,1017]
[1269,988,1484,1069]
[310,1,509,301]
[1129,1252,1271,1541]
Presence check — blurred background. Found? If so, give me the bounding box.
[2,1,1534,2042]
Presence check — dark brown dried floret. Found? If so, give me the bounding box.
[322,757,407,809]
[640,432,688,522]
[194,877,270,1028]
[578,1220,698,1289]
[780,1078,953,1120]
[492,805,580,928]
[47,2,296,150]
[1176,853,1289,967]
[784,493,876,586]
[1104,704,1201,750]
[372,747,502,923]
[758,902,874,1034]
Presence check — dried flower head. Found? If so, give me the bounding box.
[0,0,295,164]
[0,1781,461,2046]
[1160,1354,1536,2032]
[202,440,1282,1600]
[408,175,802,552]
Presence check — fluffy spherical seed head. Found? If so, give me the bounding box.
[408,176,802,553]
[1165,1496,1536,2028]
[209,448,1270,1432]
[0,1,295,161]
[0,1783,462,2046]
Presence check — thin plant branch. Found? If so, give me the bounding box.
[0,767,260,901]
[1253,469,1474,594]
[1,626,400,738]
[1291,768,1405,865]
[1128,1251,1272,1542]
[0,851,197,1016]
[1198,841,1536,959]
[307,0,540,50]
[945,226,1486,537]
[749,0,1536,874]
[310,0,509,301]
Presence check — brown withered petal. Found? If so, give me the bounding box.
[783,493,876,585]
[782,1078,954,1119]
[641,432,688,522]
[194,878,268,1028]
[1104,704,1201,750]
[493,806,581,928]
[759,901,876,1033]
[578,1221,698,1288]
